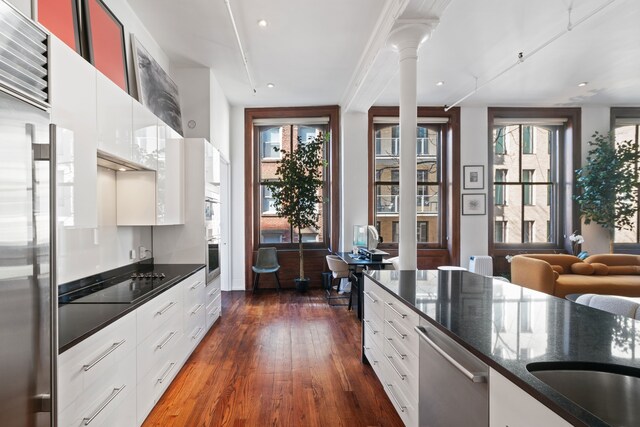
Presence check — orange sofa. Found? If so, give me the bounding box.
[510,254,640,298]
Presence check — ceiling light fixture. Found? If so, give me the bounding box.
[224,0,257,94]
[257,19,268,27]
[118,167,127,172]
[436,81,444,86]
[267,83,275,88]
[578,81,588,87]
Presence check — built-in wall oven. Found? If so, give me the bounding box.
[205,196,220,282]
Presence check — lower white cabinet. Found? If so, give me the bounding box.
[363,277,419,427]
[58,267,221,426]
[489,368,571,427]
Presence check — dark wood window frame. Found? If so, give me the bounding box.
[244,106,340,289]
[488,107,581,274]
[611,107,640,253]
[368,106,460,267]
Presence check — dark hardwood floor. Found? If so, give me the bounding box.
[143,290,403,427]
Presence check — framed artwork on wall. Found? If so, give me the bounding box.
[132,35,184,135]
[38,0,82,54]
[462,193,486,215]
[463,165,484,190]
[82,0,129,93]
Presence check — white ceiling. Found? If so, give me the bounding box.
[127,0,640,109]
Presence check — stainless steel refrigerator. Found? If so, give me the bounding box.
[0,87,54,426]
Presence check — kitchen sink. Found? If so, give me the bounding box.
[527,362,640,427]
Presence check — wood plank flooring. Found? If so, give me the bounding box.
[143,290,404,427]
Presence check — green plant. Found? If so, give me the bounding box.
[574,131,639,252]
[266,133,327,280]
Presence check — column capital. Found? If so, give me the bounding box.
[387,19,439,60]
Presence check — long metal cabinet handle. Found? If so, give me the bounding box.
[156,301,176,315]
[364,319,379,334]
[191,304,204,315]
[386,384,406,412]
[386,355,406,380]
[192,326,204,340]
[83,340,126,371]
[385,301,407,318]
[364,291,377,303]
[207,287,219,297]
[190,281,204,290]
[156,331,176,350]
[414,326,487,383]
[385,320,407,339]
[158,362,176,384]
[82,384,126,425]
[386,337,406,359]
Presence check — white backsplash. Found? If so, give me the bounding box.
[57,166,152,284]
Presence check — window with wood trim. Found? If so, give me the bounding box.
[368,106,460,257]
[612,108,640,246]
[488,108,581,253]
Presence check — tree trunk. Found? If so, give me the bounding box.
[298,227,304,279]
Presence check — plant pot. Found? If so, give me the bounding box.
[294,278,310,292]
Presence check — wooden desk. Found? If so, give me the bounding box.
[334,252,392,321]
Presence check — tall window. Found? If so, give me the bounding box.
[489,108,580,251]
[612,108,640,245]
[373,122,442,244]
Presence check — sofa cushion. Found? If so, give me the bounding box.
[550,265,565,275]
[520,254,582,274]
[591,263,609,275]
[586,254,640,267]
[555,275,640,298]
[570,263,594,275]
[607,265,640,275]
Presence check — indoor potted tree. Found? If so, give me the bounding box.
[266,133,327,291]
[574,131,639,253]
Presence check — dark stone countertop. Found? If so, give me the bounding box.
[58,264,205,353]
[364,269,640,427]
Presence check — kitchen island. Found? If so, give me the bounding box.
[364,269,640,427]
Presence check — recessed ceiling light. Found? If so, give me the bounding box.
[257,19,268,27]
[436,81,445,86]
[578,81,588,87]
[118,167,126,172]
[267,83,275,88]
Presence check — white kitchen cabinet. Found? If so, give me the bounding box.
[49,36,97,229]
[182,269,207,356]
[132,100,158,170]
[205,141,220,184]
[156,120,184,225]
[97,71,133,161]
[489,368,572,427]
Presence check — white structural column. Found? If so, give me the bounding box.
[388,21,436,271]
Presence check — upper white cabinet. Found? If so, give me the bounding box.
[49,36,98,229]
[97,71,133,161]
[132,100,158,170]
[156,121,184,225]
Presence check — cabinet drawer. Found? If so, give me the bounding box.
[58,311,136,412]
[183,269,206,310]
[384,298,419,326]
[364,279,385,320]
[185,307,207,353]
[137,336,185,426]
[383,346,418,406]
[384,379,418,427]
[206,282,221,307]
[384,334,419,378]
[363,315,384,351]
[205,293,221,329]
[137,284,182,340]
[137,309,183,381]
[383,317,419,359]
[363,336,385,383]
[59,349,136,427]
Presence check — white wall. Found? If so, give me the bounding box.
[175,68,211,140]
[229,106,246,290]
[340,112,369,251]
[579,107,611,255]
[459,107,489,268]
[211,71,231,161]
[57,167,152,284]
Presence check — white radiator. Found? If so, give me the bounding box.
[469,256,493,276]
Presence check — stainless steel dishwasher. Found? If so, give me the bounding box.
[415,318,489,427]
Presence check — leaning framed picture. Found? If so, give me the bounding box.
[463,165,484,190]
[82,0,129,93]
[132,36,184,135]
[462,193,486,215]
[38,0,82,54]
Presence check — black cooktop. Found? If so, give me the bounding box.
[59,271,179,304]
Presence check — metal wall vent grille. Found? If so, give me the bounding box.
[0,1,48,105]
